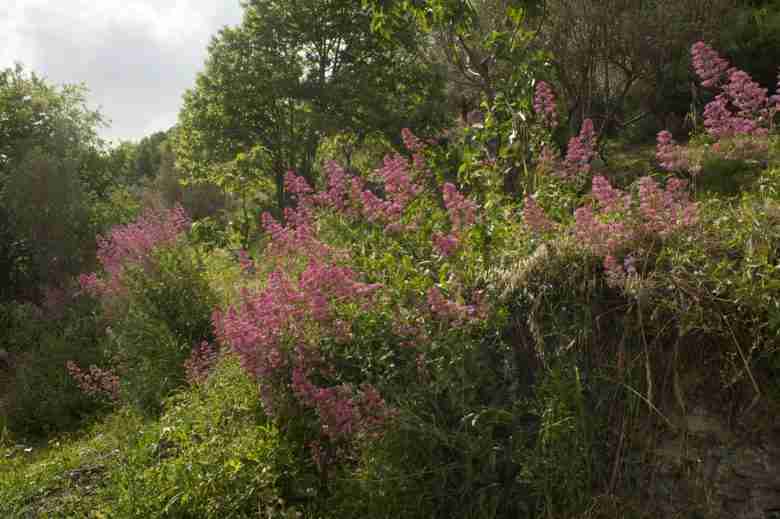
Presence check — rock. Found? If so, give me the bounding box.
[647,409,780,519]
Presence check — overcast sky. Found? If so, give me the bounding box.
[1,1,244,143]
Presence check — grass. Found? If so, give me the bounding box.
[0,408,149,518]
[0,357,297,519]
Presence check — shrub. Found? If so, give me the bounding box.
[78,205,218,413]
[657,42,779,193]
[3,295,109,437]
[101,244,218,412]
[212,132,566,518]
[0,302,45,356]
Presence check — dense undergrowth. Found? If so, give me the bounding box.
[2,40,780,519]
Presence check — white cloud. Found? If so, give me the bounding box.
[1,0,244,142]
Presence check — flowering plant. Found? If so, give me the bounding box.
[74,204,217,410]
[657,42,780,180]
[523,173,697,288]
[79,205,191,298]
[212,130,505,474]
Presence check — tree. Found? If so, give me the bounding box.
[134,131,167,180]
[0,65,109,301]
[365,0,546,109]
[174,0,449,213]
[539,0,739,137]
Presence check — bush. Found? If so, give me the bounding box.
[0,302,45,356]
[3,296,109,437]
[78,205,218,413]
[697,153,761,195]
[105,244,218,412]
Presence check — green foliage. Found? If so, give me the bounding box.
[0,409,149,518]
[0,65,116,301]
[91,184,144,229]
[102,357,298,518]
[153,138,228,222]
[0,359,297,518]
[134,131,168,180]
[521,364,604,518]
[175,0,449,212]
[102,131,168,185]
[317,131,396,176]
[0,301,46,355]
[721,1,780,91]
[3,296,109,437]
[3,5,780,518]
[697,154,762,196]
[107,244,218,412]
[758,165,780,200]
[655,190,780,384]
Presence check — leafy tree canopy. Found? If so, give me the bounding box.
[174,0,450,211]
[0,65,111,301]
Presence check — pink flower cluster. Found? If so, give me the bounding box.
[283,133,476,261]
[690,42,777,139]
[401,127,425,152]
[261,211,335,265]
[563,119,597,177]
[354,150,427,230]
[658,42,779,174]
[426,286,487,325]
[538,119,598,180]
[285,169,314,198]
[432,232,460,256]
[591,174,631,213]
[311,162,352,213]
[285,150,476,261]
[66,361,120,402]
[573,206,632,258]
[637,177,698,237]
[292,366,391,440]
[213,256,385,438]
[725,69,773,122]
[429,182,477,257]
[691,41,731,88]
[285,148,424,235]
[427,286,474,323]
[522,195,556,234]
[442,182,477,231]
[79,205,191,297]
[573,175,697,280]
[533,81,558,128]
[656,130,696,174]
[216,129,492,446]
[183,341,219,386]
[704,94,766,139]
[214,261,379,375]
